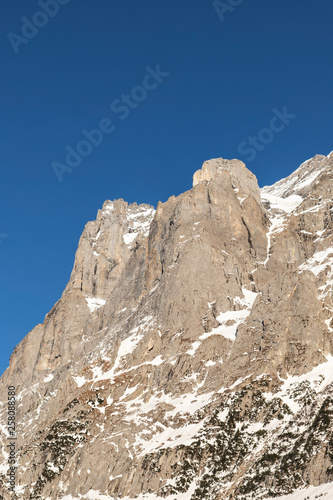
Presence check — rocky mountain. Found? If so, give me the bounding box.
[1,151,333,500]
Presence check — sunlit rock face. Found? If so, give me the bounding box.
[1,152,333,500]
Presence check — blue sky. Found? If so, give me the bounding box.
[0,0,332,375]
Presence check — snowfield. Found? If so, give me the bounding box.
[59,481,333,499]
[268,481,333,499]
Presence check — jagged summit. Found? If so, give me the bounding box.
[1,152,333,499]
[261,151,333,221]
[262,151,333,199]
[64,199,155,298]
[193,157,262,205]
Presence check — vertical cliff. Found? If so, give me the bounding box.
[1,152,333,499]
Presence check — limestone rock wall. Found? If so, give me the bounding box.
[1,153,333,499]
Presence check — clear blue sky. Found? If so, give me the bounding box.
[1,0,332,375]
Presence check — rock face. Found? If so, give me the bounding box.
[1,152,333,499]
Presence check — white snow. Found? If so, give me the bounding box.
[200,288,258,342]
[267,481,333,499]
[125,390,214,423]
[261,192,303,214]
[123,206,155,247]
[43,374,54,383]
[103,202,114,214]
[47,463,60,474]
[277,353,333,395]
[85,297,106,313]
[218,374,253,393]
[123,232,137,245]
[73,317,156,387]
[261,154,328,201]
[60,483,198,500]
[259,191,304,266]
[299,247,333,277]
[260,354,333,421]
[73,376,87,388]
[61,493,112,500]
[135,419,205,455]
[91,230,102,247]
[295,169,321,190]
[296,201,327,216]
[186,341,201,355]
[325,319,333,332]
[109,386,215,459]
[109,474,122,481]
[115,329,145,362]
[150,355,164,366]
[119,384,140,401]
[260,154,332,267]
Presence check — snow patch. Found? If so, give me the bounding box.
[261,192,303,213]
[186,341,201,355]
[267,481,333,499]
[278,353,333,395]
[85,297,106,313]
[299,247,333,277]
[123,232,137,245]
[200,288,258,342]
[61,483,198,500]
[261,154,328,200]
[123,206,155,247]
[135,419,205,455]
[73,376,88,388]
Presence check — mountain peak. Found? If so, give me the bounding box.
[261,151,333,217]
[2,151,333,499]
[262,151,332,199]
[193,157,262,205]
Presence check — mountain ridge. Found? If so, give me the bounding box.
[1,151,333,499]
